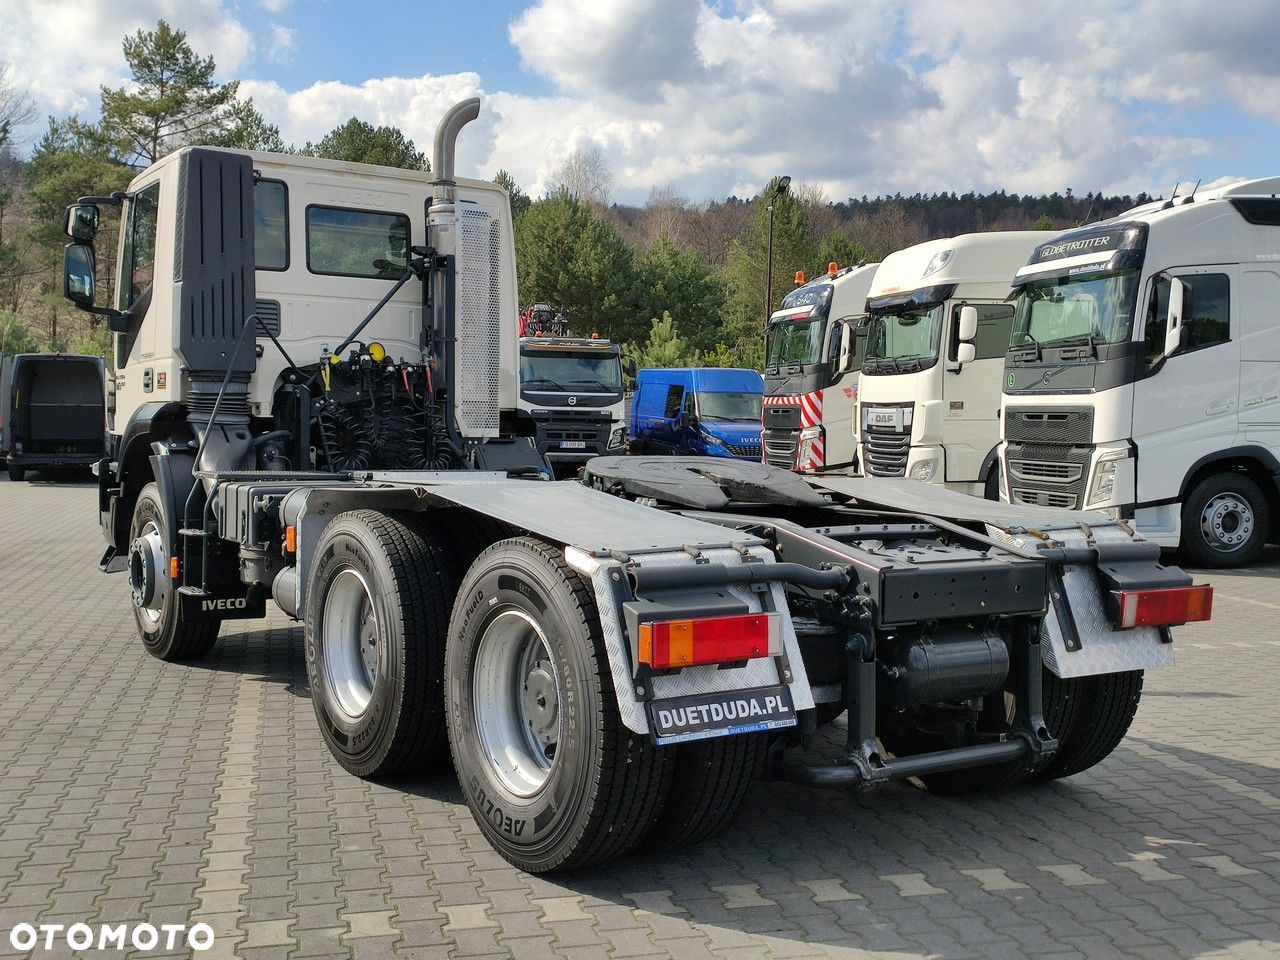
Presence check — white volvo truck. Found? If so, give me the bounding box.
[58,100,1212,874]
[1002,178,1280,567]
[763,262,878,473]
[857,233,1044,497]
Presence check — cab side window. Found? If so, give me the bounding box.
[663,385,684,419]
[115,182,160,367]
[948,304,1014,361]
[1144,273,1230,363]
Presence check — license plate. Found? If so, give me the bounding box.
[647,684,796,745]
[867,408,901,429]
[559,440,587,449]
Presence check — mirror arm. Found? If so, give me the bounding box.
[76,192,126,207]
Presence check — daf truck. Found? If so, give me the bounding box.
[1002,178,1280,567]
[60,98,1211,874]
[858,233,1045,497]
[763,262,877,473]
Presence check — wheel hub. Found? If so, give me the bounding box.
[1200,492,1254,552]
[322,568,381,721]
[128,522,167,624]
[473,609,561,797]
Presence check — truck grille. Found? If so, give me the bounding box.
[546,428,598,443]
[1013,489,1078,509]
[1005,406,1093,444]
[764,431,798,468]
[862,430,910,477]
[728,440,761,459]
[1006,424,1093,510]
[1008,459,1083,484]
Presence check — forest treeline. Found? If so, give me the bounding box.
[0,20,1159,369]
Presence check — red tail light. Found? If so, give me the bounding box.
[638,613,780,669]
[1112,585,1213,629]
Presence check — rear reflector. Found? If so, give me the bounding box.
[638,613,781,669]
[1112,584,1213,629]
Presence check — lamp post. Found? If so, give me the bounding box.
[764,175,791,326]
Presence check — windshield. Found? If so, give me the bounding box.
[1011,270,1140,349]
[766,317,827,367]
[696,392,762,422]
[865,303,944,368]
[520,350,622,392]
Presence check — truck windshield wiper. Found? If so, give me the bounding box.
[567,378,617,391]
[524,377,565,390]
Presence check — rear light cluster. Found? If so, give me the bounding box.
[1112,585,1213,629]
[638,613,781,669]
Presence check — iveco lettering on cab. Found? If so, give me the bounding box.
[1002,178,1280,566]
[857,232,1044,497]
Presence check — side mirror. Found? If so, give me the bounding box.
[956,342,976,365]
[957,305,978,342]
[64,204,101,241]
[1164,277,1187,358]
[64,242,96,308]
[624,358,638,379]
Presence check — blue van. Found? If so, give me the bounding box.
[629,368,763,459]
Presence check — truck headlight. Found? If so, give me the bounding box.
[702,431,724,446]
[1086,451,1130,507]
[909,457,938,483]
[608,427,626,449]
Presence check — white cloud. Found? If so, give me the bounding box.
[5,0,1276,202]
[0,0,252,119]
[267,24,296,64]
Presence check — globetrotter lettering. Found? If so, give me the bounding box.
[1038,236,1113,259]
[658,694,791,730]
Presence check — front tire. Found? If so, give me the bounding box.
[7,463,24,482]
[305,509,456,778]
[129,482,219,661]
[1181,473,1269,568]
[446,537,667,872]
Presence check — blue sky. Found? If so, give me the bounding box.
[4,0,1279,206]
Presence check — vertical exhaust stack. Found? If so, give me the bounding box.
[427,98,501,449]
[432,97,481,205]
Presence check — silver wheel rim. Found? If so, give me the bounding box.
[472,609,561,798]
[322,568,381,721]
[129,520,167,626]
[1200,491,1254,553]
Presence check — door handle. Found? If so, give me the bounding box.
[1206,397,1233,416]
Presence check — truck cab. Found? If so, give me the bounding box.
[763,262,877,472]
[1002,178,1280,566]
[630,367,763,458]
[517,335,626,475]
[857,232,1043,497]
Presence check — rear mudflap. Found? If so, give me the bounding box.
[565,545,815,737]
[986,524,1174,678]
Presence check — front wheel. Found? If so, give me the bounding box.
[446,537,667,872]
[1181,473,1269,568]
[7,463,24,482]
[129,482,219,661]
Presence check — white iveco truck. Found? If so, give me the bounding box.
[763,262,878,473]
[1002,178,1280,567]
[857,233,1044,497]
[59,99,1212,874]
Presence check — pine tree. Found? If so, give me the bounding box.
[100,20,241,164]
[303,118,428,170]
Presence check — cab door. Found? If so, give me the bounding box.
[113,181,162,417]
[942,302,1014,485]
[1132,268,1239,504]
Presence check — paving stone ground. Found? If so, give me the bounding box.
[0,472,1278,959]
